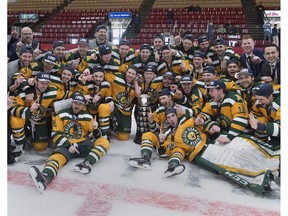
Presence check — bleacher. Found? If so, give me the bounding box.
[7,0,64,12]
[64,0,142,10]
[7,0,280,47]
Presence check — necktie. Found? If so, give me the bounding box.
[248,56,253,70]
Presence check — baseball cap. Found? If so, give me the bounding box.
[183,34,194,42]
[163,71,175,78]
[140,43,151,51]
[43,53,58,65]
[165,108,177,117]
[77,38,89,45]
[197,35,208,44]
[20,46,33,55]
[62,64,75,75]
[143,64,156,73]
[36,72,50,82]
[154,34,164,41]
[95,25,107,32]
[92,65,105,74]
[119,39,131,46]
[98,45,111,56]
[193,51,205,59]
[206,80,226,90]
[253,83,273,96]
[214,38,225,46]
[227,59,239,66]
[158,88,171,97]
[72,93,86,104]
[234,68,253,79]
[203,66,216,74]
[52,40,65,49]
[180,75,193,84]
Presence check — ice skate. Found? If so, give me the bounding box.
[128,156,151,170]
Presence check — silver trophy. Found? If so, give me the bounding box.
[137,94,151,133]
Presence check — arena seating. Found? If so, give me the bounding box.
[7,0,280,46]
[7,0,64,12]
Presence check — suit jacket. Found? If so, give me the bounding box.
[256,59,280,84]
[8,40,40,62]
[240,49,265,77]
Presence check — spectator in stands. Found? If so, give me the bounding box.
[133,14,141,34]
[271,24,279,47]
[224,21,232,31]
[187,5,196,12]
[89,25,114,49]
[217,24,227,34]
[206,21,214,41]
[234,24,242,34]
[167,8,174,25]
[195,5,201,12]
[256,2,265,27]
[8,27,41,62]
[226,23,235,34]
[256,44,280,85]
[239,35,265,77]
[262,20,272,42]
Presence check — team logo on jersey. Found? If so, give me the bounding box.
[217,115,230,130]
[31,105,45,121]
[64,121,83,139]
[116,92,130,108]
[182,126,202,146]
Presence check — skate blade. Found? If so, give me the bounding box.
[164,165,185,178]
[128,160,151,170]
[28,167,45,194]
[70,167,90,175]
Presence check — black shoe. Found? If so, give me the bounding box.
[128,156,151,170]
[164,164,185,177]
[28,166,49,194]
[71,160,92,174]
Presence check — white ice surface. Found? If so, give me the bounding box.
[7,118,280,216]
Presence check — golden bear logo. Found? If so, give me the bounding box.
[31,105,45,121]
[182,126,202,146]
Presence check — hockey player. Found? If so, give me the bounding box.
[131,43,158,74]
[209,38,239,76]
[75,65,113,137]
[9,73,65,161]
[128,89,194,169]
[157,45,192,76]
[28,93,110,193]
[172,34,195,63]
[195,80,248,144]
[249,83,280,150]
[133,65,162,144]
[105,65,141,140]
[174,75,203,115]
[77,44,127,74]
[112,38,136,65]
[129,107,206,177]
[63,38,92,71]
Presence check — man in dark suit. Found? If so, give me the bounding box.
[239,35,265,77]
[8,27,41,62]
[256,44,280,85]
